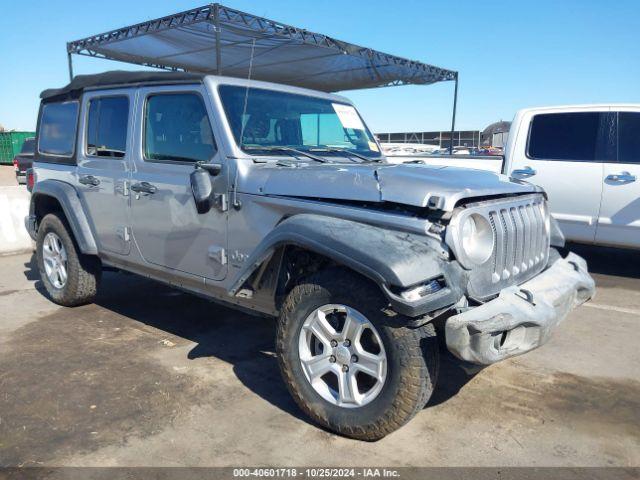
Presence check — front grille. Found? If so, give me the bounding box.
[488,200,547,284]
[463,195,550,299]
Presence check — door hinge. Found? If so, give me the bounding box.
[116,180,130,197]
[208,245,227,265]
[214,193,228,212]
[116,226,130,242]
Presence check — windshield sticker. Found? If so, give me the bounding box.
[332,103,366,131]
[368,141,379,152]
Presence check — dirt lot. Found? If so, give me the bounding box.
[0,165,17,187]
[0,243,638,467]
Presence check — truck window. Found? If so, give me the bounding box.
[20,138,35,155]
[528,112,615,162]
[618,112,640,164]
[38,101,79,157]
[144,93,216,163]
[86,96,129,158]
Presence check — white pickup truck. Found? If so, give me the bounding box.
[389,105,640,249]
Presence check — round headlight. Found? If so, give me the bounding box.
[460,214,494,265]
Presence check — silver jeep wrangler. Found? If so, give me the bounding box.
[26,71,595,440]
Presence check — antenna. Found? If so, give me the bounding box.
[239,39,257,149]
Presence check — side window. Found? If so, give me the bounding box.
[86,96,129,158]
[38,101,79,156]
[618,112,640,164]
[144,93,216,163]
[528,112,615,162]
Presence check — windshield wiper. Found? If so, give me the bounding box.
[309,147,382,163]
[244,146,327,163]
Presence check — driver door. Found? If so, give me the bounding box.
[130,85,228,281]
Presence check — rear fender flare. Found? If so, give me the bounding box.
[30,179,98,255]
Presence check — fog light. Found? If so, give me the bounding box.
[400,279,443,302]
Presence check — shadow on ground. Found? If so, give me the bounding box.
[21,253,475,425]
[567,243,640,279]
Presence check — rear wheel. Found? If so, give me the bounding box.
[36,213,101,306]
[277,268,439,441]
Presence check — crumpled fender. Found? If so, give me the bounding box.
[228,213,464,317]
[28,179,98,255]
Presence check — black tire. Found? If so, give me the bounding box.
[36,213,101,306]
[277,268,439,441]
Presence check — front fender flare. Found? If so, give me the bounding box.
[29,180,99,255]
[229,214,464,317]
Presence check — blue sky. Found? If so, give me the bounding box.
[1,0,638,133]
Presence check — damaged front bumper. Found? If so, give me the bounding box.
[445,252,595,365]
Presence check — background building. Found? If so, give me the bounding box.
[376,121,511,149]
[375,130,481,149]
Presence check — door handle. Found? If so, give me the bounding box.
[606,172,636,183]
[131,181,157,194]
[79,175,100,187]
[511,166,537,178]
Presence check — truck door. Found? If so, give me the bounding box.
[508,109,614,244]
[129,85,228,281]
[596,110,640,247]
[76,90,133,255]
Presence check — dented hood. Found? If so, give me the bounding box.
[247,162,539,211]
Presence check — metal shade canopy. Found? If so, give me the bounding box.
[66,3,457,93]
[66,3,460,152]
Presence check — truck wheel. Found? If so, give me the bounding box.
[36,213,101,307]
[277,268,439,441]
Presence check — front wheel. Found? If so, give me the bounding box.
[276,268,439,441]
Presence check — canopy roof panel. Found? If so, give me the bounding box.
[67,3,457,92]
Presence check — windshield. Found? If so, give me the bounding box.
[218,85,381,160]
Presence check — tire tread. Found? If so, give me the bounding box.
[276,268,438,441]
[36,213,100,307]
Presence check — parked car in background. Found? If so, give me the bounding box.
[380,142,440,156]
[13,137,35,184]
[26,71,594,440]
[389,105,640,250]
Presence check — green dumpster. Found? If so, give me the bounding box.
[0,131,36,165]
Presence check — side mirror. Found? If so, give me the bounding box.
[190,167,214,214]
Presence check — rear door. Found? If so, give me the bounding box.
[508,109,614,243]
[129,85,228,281]
[596,109,640,247]
[76,90,133,255]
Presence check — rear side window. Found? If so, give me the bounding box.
[144,93,216,163]
[528,112,615,162]
[38,102,79,156]
[618,112,640,164]
[86,96,129,158]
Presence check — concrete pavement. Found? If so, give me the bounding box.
[0,246,638,467]
[0,166,32,255]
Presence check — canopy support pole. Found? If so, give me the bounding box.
[214,3,222,75]
[67,52,74,81]
[449,72,458,154]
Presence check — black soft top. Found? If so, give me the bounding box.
[40,70,205,101]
